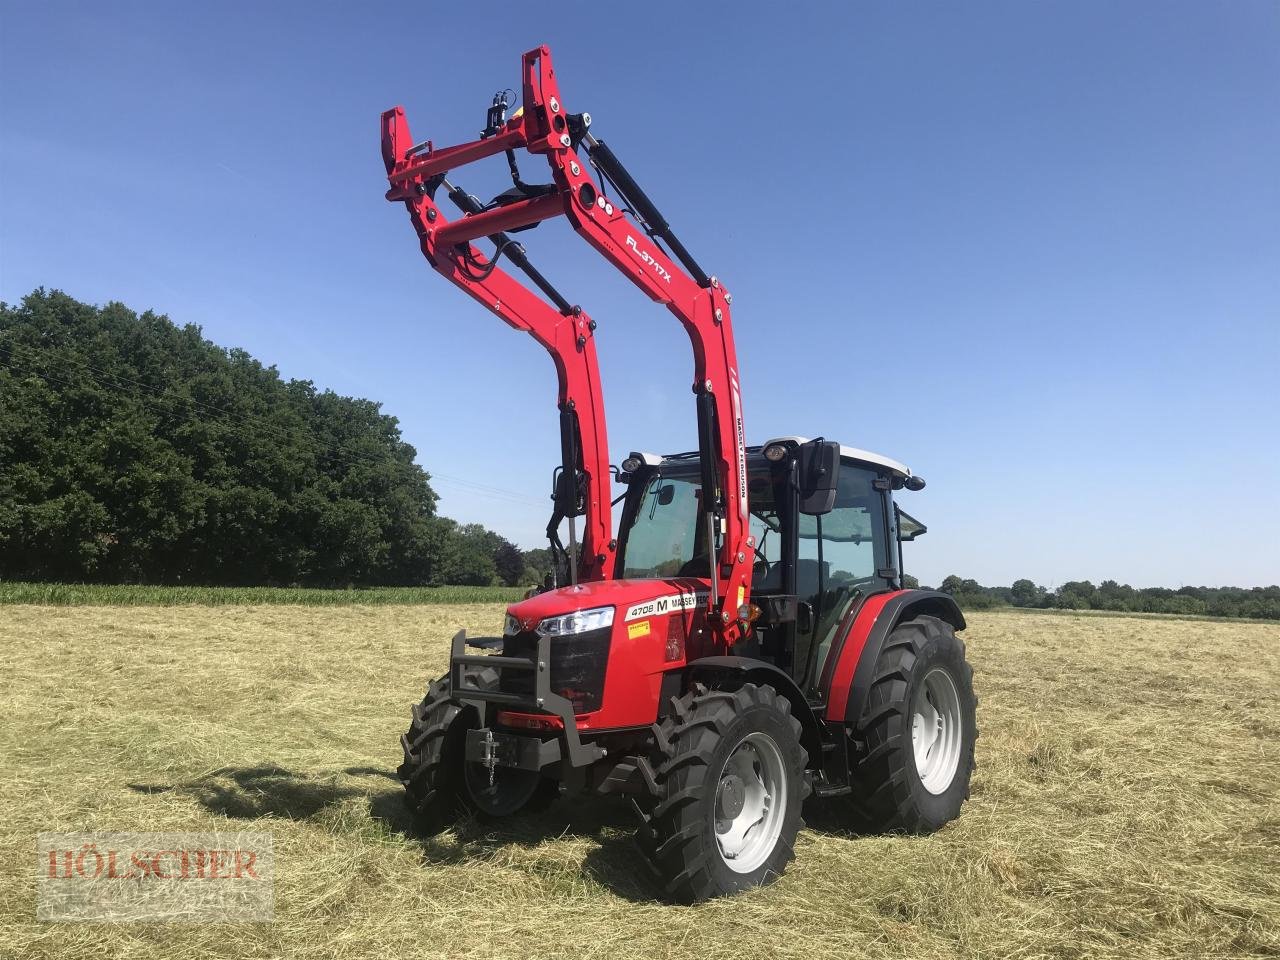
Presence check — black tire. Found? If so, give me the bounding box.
[398,670,557,831]
[634,683,810,903]
[843,615,977,833]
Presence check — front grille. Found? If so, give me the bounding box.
[500,627,611,714]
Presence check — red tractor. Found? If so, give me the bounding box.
[382,46,977,902]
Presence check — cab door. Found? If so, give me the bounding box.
[793,462,894,694]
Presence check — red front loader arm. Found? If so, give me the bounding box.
[382,103,613,584]
[383,46,751,637]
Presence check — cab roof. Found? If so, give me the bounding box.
[762,436,912,479]
[647,437,913,480]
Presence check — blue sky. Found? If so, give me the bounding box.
[2,1,1277,588]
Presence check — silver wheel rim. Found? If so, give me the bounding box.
[714,731,787,874]
[911,667,963,795]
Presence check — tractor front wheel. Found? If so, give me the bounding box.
[635,683,809,903]
[398,670,557,831]
[843,614,977,832]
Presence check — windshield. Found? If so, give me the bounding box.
[620,463,784,583]
[620,474,702,578]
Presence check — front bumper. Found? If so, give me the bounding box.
[449,629,607,769]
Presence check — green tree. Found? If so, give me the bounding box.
[1010,578,1039,607]
[423,519,497,586]
[0,289,516,587]
[492,538,526,587]
[1095,579,1137,611]
[521,546,554,585]
[1055,581,1097,609]
[940,574,1002,610]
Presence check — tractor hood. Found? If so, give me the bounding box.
[505,577,709,633]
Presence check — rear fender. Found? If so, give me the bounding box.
[684,656,825,767]
[821,590,965,727]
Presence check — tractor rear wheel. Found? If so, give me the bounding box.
[634,683,809,903]
[843,615,977,833]
[398,671,557,830]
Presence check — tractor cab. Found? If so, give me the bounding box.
[616,436,927,695]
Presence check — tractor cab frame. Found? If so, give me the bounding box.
[616,440,911,692]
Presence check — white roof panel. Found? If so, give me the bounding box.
[762,436,911,479]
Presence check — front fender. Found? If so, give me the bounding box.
[820,590,965,726]
[685,656,825,768]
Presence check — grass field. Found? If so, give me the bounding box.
[1,604,1277,959]
[0,582,526,606]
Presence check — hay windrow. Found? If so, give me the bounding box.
[1,606,1276,959]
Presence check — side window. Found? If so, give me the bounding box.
[821,470,882,585]
[750,513,780,563]
[797,464,891,688]
[748,470,784,589]
[796,466,887,595]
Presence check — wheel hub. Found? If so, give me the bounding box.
[717,774,746,819]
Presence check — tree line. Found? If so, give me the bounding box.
[4,290,1274,612]
[926,575,1280,621]
[0,290,529,587]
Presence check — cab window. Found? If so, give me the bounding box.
[797,466,887,595]
[620,475,701,578]
[798,464,890,687]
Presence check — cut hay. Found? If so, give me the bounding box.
[1,606,1276,959]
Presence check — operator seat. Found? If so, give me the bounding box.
[752,558,828,601]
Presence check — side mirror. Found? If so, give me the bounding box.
[656,484,676,506]
[553,468,582,517]
[798,440,840,515]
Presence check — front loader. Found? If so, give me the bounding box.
[382,46,978,902]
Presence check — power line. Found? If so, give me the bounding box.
[430,473,546,507]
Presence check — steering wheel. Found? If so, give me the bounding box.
[677,554,711,578]
[749,543,779,589]
[747,545,768,576]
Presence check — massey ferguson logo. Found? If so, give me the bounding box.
[624,592,705,622]
[730,374,748,519]
[625,235,671,283]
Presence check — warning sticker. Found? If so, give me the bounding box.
[623,592,705,622]
[627,620,651,640]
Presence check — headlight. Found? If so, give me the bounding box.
[503,613,521,636]
[763,442,789,462]
[621,451,662,474]
[537,605,614,637]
